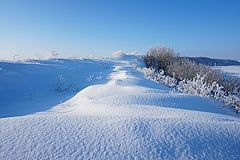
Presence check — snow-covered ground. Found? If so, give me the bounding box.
[0,59,113,117]
[0,56,240,159]
[214,65,240,77]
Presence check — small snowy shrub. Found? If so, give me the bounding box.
[55,75,79,92]
[51,50,59,59]
[137,67,177,87]
[176,75,226,100]
[176,74,209,96]
[224,95,240,112]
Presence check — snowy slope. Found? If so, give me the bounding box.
[0,59,113,117]
[0,56,240,159]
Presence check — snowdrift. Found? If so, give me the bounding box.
[0,58,113,117]
[0,56,240,159]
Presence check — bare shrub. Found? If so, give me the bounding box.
[144,46,176,71]
[167,58,202,80]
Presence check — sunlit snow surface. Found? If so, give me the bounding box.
[214,65,240,77]
[0,56,240,159]
[0,59,113,117]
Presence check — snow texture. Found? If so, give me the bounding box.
[0,56,240,159]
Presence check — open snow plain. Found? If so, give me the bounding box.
[0,56,240,159]
[214,65,240,77]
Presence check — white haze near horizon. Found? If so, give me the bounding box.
[0,50,140,61]
[0,52,109,61]
[0,50,239,61]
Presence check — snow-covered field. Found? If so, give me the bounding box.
[214,65,240,77]
[0,56,240,159]
[0,59,113,118]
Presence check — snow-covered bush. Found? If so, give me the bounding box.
[176,75,225,100]
[167,58,211,81]
[176,74,209,96]
[137,67,177,87]
[176,74,240,113]
[141,46,240,113]
[144,46,176,71]
[139,67,240,113]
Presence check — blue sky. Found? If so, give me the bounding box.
[0,0,240,59]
